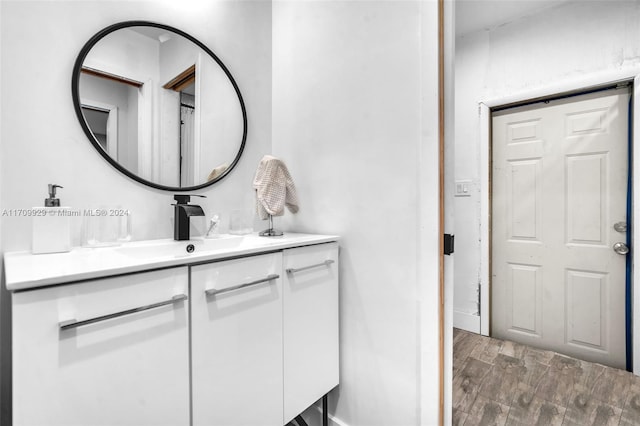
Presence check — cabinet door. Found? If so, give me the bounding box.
[191,253,283,426]
[283,242,339,423]
[12,267,190,426]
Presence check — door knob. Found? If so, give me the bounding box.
[613,242,630,255]
[614,222,628,233]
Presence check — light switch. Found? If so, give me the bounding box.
[454,180,472,197]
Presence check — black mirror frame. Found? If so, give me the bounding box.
[71,20,248,192]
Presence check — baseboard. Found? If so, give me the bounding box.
[295,402,348,426]
[453,310,480,333]
[310,404,349,426]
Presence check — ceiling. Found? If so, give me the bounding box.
[455,0,574,37]
[130,26,174,43]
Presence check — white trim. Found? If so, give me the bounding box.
[479,103,490,337]
[442,1,456,424]
[482,67,640,108]
[138,80,153,180]
[193,54,203,183]
[106,107,118,159]
[312,404,350,426]
[479,70,640,374]
[80,99,119,159]
[453,310,480,333]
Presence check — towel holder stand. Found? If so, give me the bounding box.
[259,214,283,237]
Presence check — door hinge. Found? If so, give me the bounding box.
[444,234,454,255]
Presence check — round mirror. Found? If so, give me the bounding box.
[72,21,247,191]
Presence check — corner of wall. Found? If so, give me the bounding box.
[0,1,10,423]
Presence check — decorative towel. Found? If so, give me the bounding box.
[253,155,299,219]
[207,163,229,181]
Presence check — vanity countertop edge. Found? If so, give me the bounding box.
[4,232,340,291]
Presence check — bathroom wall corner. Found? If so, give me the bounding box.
[0,2,11,423]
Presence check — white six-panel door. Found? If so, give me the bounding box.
[492,88,629,369]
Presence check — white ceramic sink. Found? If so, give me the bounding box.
[114,235,245,259]
[4,232,340,291]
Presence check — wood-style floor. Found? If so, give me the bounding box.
[453,328,640,426]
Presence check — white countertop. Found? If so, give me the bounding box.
[4,232,339,291]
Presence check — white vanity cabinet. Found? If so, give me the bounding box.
[283,243,340,423]
[191,252,284,426]
[7,233,340,426]
[12,267,190,426]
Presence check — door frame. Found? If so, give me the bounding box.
[478,69,640,374]
[80,100,118,159]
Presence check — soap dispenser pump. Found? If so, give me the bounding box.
[45,184,63,207]
[32,183,72,254]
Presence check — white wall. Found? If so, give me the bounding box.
[273,1,442,424]
[0,2,7,423]
[0,0,271,420]
[0,0,272,251]
[84,27,160,82]
[197,49,244,183]
[454,0,640,328]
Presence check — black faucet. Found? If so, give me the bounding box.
[173,194,206,241]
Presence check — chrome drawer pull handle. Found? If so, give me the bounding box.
[59,294,188,331]
[205,274,279,297]
[286,259,335,274]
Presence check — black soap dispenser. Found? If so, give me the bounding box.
[32,184,72,254]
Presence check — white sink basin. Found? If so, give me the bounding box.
[115,235,245,259]
[4,232,340,291]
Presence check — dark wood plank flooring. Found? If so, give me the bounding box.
[453,328,640,425]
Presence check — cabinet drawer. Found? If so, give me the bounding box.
[194,252,281,296]
[12,267,190,426]
[191,252,283,426]
[38,269,188,332]
[283,242,339,423]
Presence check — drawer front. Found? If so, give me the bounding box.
[283,242,339,423]
[191,252,284,426]
[12,267,190,426]
[194,252,281,295]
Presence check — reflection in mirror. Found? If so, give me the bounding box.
[81,107,110,152]
[73,22,247,191]
[80,71,140,172]
[180,90,196,187]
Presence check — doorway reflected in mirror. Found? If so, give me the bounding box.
[72,21,247,191]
